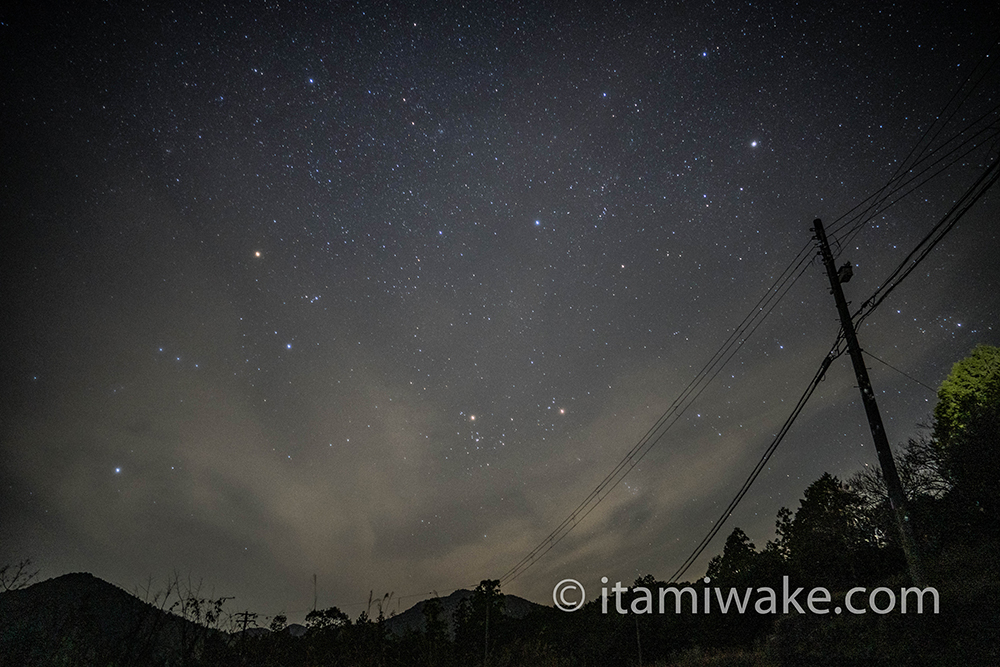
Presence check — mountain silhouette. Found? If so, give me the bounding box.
[0,572,229,667]
[0,572,547,665]
[383,587,542,637]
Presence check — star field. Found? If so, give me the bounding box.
[1,2,998,619]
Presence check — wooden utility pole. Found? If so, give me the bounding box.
[235,610,257,633]
[483,599,489,667]
[635,615,643,667]
[234,609,257,664]
[811,218,922,585]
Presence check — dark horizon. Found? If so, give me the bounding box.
[2,2,998,624]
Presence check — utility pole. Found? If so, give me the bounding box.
[635,615,643,667]
[235,609,258,664]
[812,218,922,586]
[483,600,489,667]
[235,610,258,634]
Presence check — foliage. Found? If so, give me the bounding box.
[706,527,757,585]
[452,579,506,665]
[932,344,1000,451]
[268,612,287,633]
[931,344,1000,531]
[420,596,449,665]
[774,473,872,586]
[304,605,350,631]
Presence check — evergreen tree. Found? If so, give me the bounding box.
[781,473,870,586]
[705,527,758,585]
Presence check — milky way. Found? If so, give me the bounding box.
[2,3,998,621]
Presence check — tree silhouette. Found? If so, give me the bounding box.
[779,473,872,586]
[453,580,505,666]
[706,527,758,585]
[933,344,1000,448]
[933,344,1000,525]
[304,605,350,631]
[421,597,450,666]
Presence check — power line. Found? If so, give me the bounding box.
[497,40,1000,591]
[500,143,1000,588]
[666,151,998,584]
[499,134,1000,589]
[886,35,1000,185]
[499,245,817,586]
[826,108,1000,248]
[659,58,1000,582]
[833,118,1000,252]
[667,337,845,583]
[862,350,937,395]
[854,155,1000,328]
[827,36,999,246]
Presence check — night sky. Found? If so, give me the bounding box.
[2,2,998,622]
